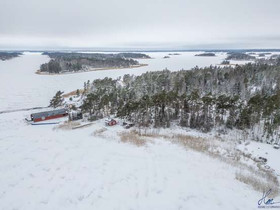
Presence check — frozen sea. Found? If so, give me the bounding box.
[0,51,236,111]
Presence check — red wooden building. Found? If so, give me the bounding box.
[30,108,68,122]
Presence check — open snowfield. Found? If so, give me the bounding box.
[0,52,280,209]
[0,111,265,210]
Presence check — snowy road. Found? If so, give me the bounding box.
[0,106,47,114]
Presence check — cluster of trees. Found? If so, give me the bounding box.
[257,55,280,66]
[49,91,64,108]
[40,52,149,74]
[226,52,255,60]
[75,57,280,143]
[40,60,62,73]
[0,52,22,61]
[195,53,216,57]
[116,53,151,59]
[221,60,230,65]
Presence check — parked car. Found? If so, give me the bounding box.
[125,123,135,129]
[257,157,267,163]
[105,118,117,126]
[273,143,280,149]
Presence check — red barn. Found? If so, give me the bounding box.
[30,108,68,122]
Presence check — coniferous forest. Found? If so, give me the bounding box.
[0,52,22,61]
[40,52,150,73]
[77,56,280,143]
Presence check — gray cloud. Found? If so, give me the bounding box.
[0,0,280,49]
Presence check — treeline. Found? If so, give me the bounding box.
[226,52,255,60]
[40,52,150,74]
[78,58,280,143]
[0,52,22,61]
[195,53,216,57]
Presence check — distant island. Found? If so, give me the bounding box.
[116,53,151,59]
[163,56,170,59]
[226,52,255,60]
[38,52,150,74]
[221,60,230,65]
[0,52,22,61]
[195,53,216,57]
[258,53,271,57]
[168,53,181,55]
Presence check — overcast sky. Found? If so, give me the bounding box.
[0,0,280,50]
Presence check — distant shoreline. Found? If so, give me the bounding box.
[216,62,251,67]
[35,64,148,75]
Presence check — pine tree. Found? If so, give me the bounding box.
[76,89,80,96]
[49,91,64,108]
[84,82,87,93]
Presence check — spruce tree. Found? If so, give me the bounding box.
[49,91,64,108]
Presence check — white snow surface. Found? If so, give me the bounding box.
[238,141,280,176]
[0,112,264,210]
[0,52,279,210]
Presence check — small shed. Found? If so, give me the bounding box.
[69,110,83,121]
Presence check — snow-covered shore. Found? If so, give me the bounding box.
[35,64,148,76]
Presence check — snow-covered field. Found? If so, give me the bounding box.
[0,112,265,210]
[0,52,279,210]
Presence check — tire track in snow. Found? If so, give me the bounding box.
[0,106,48,114]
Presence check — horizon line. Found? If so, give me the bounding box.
[1,48,280,52]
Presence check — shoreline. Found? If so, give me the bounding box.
[216,63,249,66]
[35,64,148,76]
